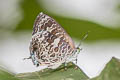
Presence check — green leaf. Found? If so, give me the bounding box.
[16,63,89,80]
[15,0,43,31]
[91,57,120,80]
[0,67,19,80]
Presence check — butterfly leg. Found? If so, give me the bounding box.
[75,58,78,65]
[23,56,31,60]
[75,47,82,64]
[64,62,67,70]
[74,47,82,69]
[75,58,78,69]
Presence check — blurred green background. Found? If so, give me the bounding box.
[0,0,120,80]
[1,0,120,41]
[16,0,120,41]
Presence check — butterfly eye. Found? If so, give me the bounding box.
[36,63,39,67]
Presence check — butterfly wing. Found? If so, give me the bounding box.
[30,12,75,68]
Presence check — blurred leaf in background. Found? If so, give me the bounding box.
[15,0,120,41]
[15,0,42,31]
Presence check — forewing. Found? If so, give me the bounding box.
[30,12,75,67]
[32,12,75,49]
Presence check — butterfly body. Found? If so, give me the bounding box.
[29,12,78,69]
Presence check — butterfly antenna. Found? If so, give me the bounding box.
[76,31,89,49]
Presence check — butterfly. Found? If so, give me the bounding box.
[28,12,88,69]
